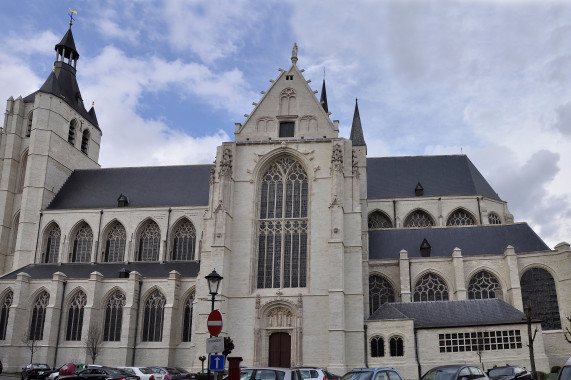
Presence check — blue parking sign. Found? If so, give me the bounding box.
[209,354,225,371]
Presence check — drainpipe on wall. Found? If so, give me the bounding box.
[33,212,43,263]
[164,208,172,261]
[414,328,422,379]
[477,197,483,224]
[95,210,103,261]
[53,280,67,368]
[131,280,143,366]
[364,324,369,368]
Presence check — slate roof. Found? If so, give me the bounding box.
[55,28,79,59]
[47,165,212,209]
[369,299,527,328]
[369,223,550,259]
[0,261,200,280]
[367,155,500,200]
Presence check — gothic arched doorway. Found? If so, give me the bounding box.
[269,332,291,368]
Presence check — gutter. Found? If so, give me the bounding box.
[364,324,369,368]
[131,280,143,366]
[33,212,43,263]
[53,279,67,368]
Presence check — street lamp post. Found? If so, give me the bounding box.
[205,269,223,380]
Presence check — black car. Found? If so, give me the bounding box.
[421,365,489,380]
[487,367,531,380]
[22,364,51,380]
[174,368,193,380]
[149,367,182,380]
[59,367,139,380]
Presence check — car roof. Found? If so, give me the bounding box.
[349,368,399,372]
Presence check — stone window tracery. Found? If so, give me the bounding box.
[267,306,293,328]
[105,222,126,262]
[413,273,449,301]
[520,268,561,330]
[71,223,93,263]
[44,224,61,263]
[173,220,196,261]
[138,221,160,261]
[280,88,296,115]
[390,336,404,356]
[142,290,166,342]
[30,291,49,340]
[468,271,502,300]
[257,157,308,289]
[368,211,393,229]
[371,336,385,357]
[182,292,194,342]
[65,291,86,341]
[0,290,13,340]
[104,291,125,342]
[369,275,395,315]
[404,210,434,228]
[447,209,476,226]
[488,213,502,225]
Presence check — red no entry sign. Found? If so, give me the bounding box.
[207,309,223,336]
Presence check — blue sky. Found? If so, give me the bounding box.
[1,0,570,248]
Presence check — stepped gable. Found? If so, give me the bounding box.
[369,223,550,259]
[47,165,212,209]
[367,155,501,200]
[369,299,527,328]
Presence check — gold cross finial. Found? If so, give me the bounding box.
[68,8,77,26]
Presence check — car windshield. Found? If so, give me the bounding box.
[423,368,458,380]
[489,369,514,377]
[342,372,373,380]
[559,367,571,380]
[32,365,50,369]
[108,369,126,375]
[140,368,155,375]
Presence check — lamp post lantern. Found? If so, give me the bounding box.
[205,269,223,312]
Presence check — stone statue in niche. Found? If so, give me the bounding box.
[267,306,293,328]
[219,147,232,178]
[331,144,343,173]
[352,150,359,175]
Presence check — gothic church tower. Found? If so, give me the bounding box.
[0,24,101,273]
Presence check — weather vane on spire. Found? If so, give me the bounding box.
[68,8,78,27]
[291,43,298,65]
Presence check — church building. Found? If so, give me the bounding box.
[0,25,569,378]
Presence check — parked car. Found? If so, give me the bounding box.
[421,365,488,380]
[238,368,303,380]
[558,358,571,380]
[22,364,51,380]
[40,363,88,380]
[323,371,341,380]
[341,368,404,380]
[120,367,164,380]
[149,367,182,380]
[58,367,139,380]
[174,368,193,380]
[487,366,532,380]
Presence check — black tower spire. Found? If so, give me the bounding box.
[350,99,366,146]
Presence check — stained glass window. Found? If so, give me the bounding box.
[257,157,308,289]
[447,209,476,226]
[65,291,86,341]
[105,222,126,262]
[104,291,125,341]
[182,293,194,342]
[172,220,196,261]
[521,268,561,330]
[44,224,61,263]
[142,290,166,342]
[30,291,49,340]
[404,210,434,228]
[369,275,395,315]
[371,336,384,357]
[138,221,160,261]
[488,213,502,225]
[368,211,393,229]
[390,336,404,356]
[0,290,13,340]
[468,271,502,300]
[413,273,449,301]
[71,223,93,263]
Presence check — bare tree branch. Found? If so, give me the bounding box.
[84,321,104,364]
[564,316,571,344]
[21,332,40,364]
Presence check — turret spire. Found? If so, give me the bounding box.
[350,98,366,146]
[320,78,329,113]
[291,43,298,65]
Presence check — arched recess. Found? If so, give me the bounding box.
[17,150,29,193]
[41,221,61,263]
[68,119,78,145]
[102,220,127,262]
[69,221,94,263]
[467,269,503,300]
[255,298,302,367]
[0,288,14,340]
[9,212,20,257]
[368,210,393,229]
[170,217,197,261]
[369,274,396,315]
[404,209,435,228]
[26,110,33,137]
[136,218,161,262]
[279,88,296,115]
[102,288,126,342]
[255,154,309,289]
[81,129,90,154]
[413,271,450,301]
[520,267,561,330]
[446,208,477,226]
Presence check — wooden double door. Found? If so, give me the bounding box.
[268,332,291,367]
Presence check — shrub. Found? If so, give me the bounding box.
[551,367,561,374]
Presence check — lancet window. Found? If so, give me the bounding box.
[390,336,404,357]
[172,220,196,261]
[413,273,449,301]
[104,222,126,262]
[71,223,93,263]
[404,210,434,228]
[368,211,393,229]
[371,336,385,358]
[369,275,395,315]
[488,212,502,225]
[44,224,61,263]
[81,129,89,154]
[29,291,49,340]
[68,119,77,145]
[142,290,166,342]
[182,292,195,342]
[104,291,126,341]
[138,221,160,261]
[65,291,86,341]
[257,156,308,289]
[0,291,13,340]
[468,271,502,300]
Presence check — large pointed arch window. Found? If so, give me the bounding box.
[182,292,195,342]
[71,223,93,263]
[521,268,561,330]
[447,209,476,226]
[257,156,308,289]
[404,210,434,228]
[172,220,196,261]
[65,291,86,341]
[142,290,166,342]
[0,290,13,340]
[104,291,126,341]
[44,224,61,263]
[468,271,502,300]
[368,211,393,229]
[138,220,160,261]
[104,222,126,262]
[369,275,395,315]
[30,291,49,340]
[413,273,449,301]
